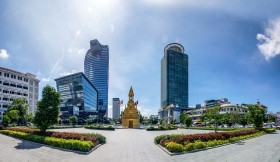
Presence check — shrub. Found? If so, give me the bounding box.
[193,141,207,150]
[84,125,115,130]
[264,128,276,133]
[4,127,105,145]
[184,143,195,151]
[156,129,266,153]
[155,134,168,144]
[165,142,184,152]
[0,130,94,152]
[44,137,93,152]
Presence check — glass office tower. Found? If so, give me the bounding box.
[55,72,98,117]
[161,43,188,108]
[84,39,109,116]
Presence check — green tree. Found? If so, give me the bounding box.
[7,98,28,125]
[25,113,33,123]
[204,106,221,132]
[85,118,92,125]
[8,110,19,124]
[247,104,265,128]
[179,112,187,125]
[220,113,230,125]
[140,113,144,124]
[69,115,78,127]
[179,112,192,127]
[34,85,60,132]
[185,115,192,127]
[2,115,11,127]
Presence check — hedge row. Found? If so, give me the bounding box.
[0,130,93,152]
[156,129,259,145]
[164,131,265,153]
[146,125,178,131]
[84,125,115,130]
[4,127,105,144]
[185,127,253,131]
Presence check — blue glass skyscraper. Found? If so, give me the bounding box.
[161,43,188,109]
[84,39,109,116]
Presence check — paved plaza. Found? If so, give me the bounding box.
[0,128,279,162]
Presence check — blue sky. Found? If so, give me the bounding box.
[1,0,280,117]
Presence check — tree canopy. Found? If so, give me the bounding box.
[7,98,28,125]
[34,85,60,131]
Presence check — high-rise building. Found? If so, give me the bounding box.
[84,39,109,116]
[55,72,98,119]
[112,98,120,119]
[0,67,39,121]
[161,43,188,109]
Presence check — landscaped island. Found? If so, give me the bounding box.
[0,127,106,153]
[84,125,115,130]
[146,125,178,131]
[155,128,276,154]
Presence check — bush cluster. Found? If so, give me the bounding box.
[186,127,253,131]
[0,130,93,152]
[156,130,265,153]
[146,125,178,131]
[263,128,276,134]
[4,127,106,145]
[84,125,115,130]
[160,130,259,145]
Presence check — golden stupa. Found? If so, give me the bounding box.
[122,86,140,128]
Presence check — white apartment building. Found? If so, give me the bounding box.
[0,67,39,121]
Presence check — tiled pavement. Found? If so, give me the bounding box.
[0,128,279,162]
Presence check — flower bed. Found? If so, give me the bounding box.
[84,125,115,130]
[155,129,267,153]
[49,125,84,129]
[184,127,253,131]
[0,130,93,152]
[0,127,106,152]
[146,125,178,131]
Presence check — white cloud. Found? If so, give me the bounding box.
[137,106,151,117]
[110,24,115,32]
[76,30,81,37]
[59,69,77,76]
[42,77,51,82]
[0,49,9,59]
[257,18,280,60]
[78,48,85,55]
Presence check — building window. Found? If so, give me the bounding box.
[3,90,9,93]
[29,80,33,86]
[35,82,38,87]
[18,76,22,80]
[10,83,16,87]
[29,87,33,92]
[0,72,1,76]
[23,86,28,90]
[4,73,9,77]
[17,85,23,88]
[3,97,9,101]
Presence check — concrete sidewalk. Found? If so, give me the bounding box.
[0,128,279,162]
